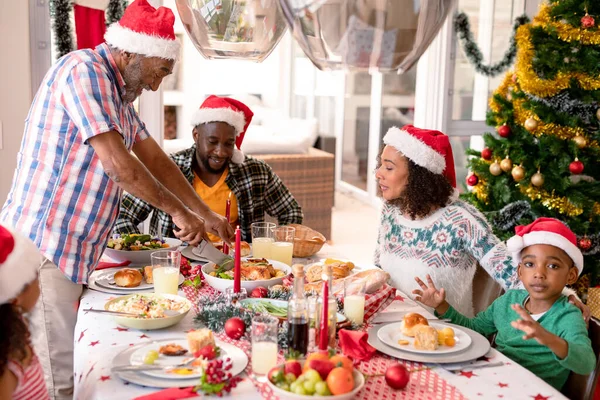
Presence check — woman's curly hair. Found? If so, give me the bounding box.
[377,156,455,219]
[0,303,30,374]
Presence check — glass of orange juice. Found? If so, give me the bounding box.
[271,226,295,266]
[251,222,275,259]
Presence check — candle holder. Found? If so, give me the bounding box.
[225,287,247,305]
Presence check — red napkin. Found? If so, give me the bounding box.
[95,260,131,270]
[133,387,196,400]
[338,329,377,362]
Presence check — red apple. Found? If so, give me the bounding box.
[306,359,335,380]
[385,363,410,390]
[284,360,302,378]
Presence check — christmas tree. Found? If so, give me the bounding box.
[462,0,600,286]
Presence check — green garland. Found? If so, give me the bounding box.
[49,0,127,59]
[454,12,530,77]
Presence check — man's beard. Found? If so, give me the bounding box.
[200,153,228,174]
[122,58,148,103]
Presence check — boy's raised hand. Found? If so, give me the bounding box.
[510,304,550,344]
[413,275,448,313]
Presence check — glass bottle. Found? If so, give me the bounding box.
[315,264,337,349]
[287,264,309,355]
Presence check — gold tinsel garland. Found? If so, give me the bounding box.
[472,180,489,205]
[488,72,513,114]
[520,185,590,217]
[534,4,600,46]
[515,25,600,98]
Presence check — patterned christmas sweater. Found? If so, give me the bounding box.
[374,200,520,316]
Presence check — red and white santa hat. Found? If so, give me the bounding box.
[383,125,457,188]
[190,95,254,164]
[506,217,584,275]
[0,224,42,305]
[104,0,180,60]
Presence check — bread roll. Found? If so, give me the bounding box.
[114,268,143,288]
[304,268,390,295]
[187,329,215,354]
[413,325,439,351]
[143,266,153,284]
[215,241,251,257]
[305,261,355,283]
[401,313,429,337]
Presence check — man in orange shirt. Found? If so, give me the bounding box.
[114,95,303,242]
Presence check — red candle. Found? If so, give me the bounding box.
[223,195,232,255]
[233,226,241,293]
[319,280,329,351]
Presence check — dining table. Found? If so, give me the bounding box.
[73,251,568,400]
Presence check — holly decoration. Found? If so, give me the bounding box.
[194,358,242,396]
[579,236,592,251]
[385,363,410,390]
[194,344,221,361]
[224,317,246,340]
[481,147,493,160]
[581,14,595,29]
[180,256,193,277]
[569,158,585,175]
[467,174,479,186]
[497,124,511,138]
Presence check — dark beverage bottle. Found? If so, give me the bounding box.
[287,264,309,355]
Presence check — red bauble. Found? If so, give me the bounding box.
[497,125,511,138]
[224,317,246,340]
[250,286,268,298]
[581,14,595,29]
[579,237,592,251]
[481,148,493,160]
[569,159,584,175]
[385,363,410,390]
[467,174,479,186]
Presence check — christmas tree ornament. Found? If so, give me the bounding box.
[511,165,525,182]
[489,162,503,176]
[569,158,584,175]
[467,174,479,186]
[531,170,544,187]
[579,236,592,251]
[497,124,511,138]
[596,108,600,120]
[224,317,246,340]
[573,135,587,149]
[524,117,538,131]
[500,156,513,172]
[385,363,410,390]
[581,13,595,29]
[481,148,493,160]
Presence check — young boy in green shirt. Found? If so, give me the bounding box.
[413,217,595,390]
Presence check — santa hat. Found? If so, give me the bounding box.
[190,95,254,164]
[0,225,42,305]
[506,217,584,276]
[104,0,180,60]
[383,125,457,188]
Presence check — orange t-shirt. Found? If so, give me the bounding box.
[192,169,239,242]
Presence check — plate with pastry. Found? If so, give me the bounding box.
[94,267,184,292]
[127,331,247,380]
[377,313,472,354]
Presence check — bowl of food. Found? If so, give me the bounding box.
[266,357,365,399]
[201,258,291,292]
[104,293,191,330]
[104,234,181,265]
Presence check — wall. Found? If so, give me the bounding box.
[0,1,31,204]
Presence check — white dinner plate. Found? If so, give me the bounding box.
[94,268,154,291]
[129,339,247,380]
[88,268,184,295]
[377,321,472,354]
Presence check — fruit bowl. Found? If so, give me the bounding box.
[266,360,365,400]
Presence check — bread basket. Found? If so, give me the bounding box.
[289,224,326,257]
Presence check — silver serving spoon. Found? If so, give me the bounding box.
[83,308,181,317]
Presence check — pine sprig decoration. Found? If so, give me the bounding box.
[193,294,253,333]
[106,0,128,26]
[278,321,289,350]
[454,12,530,77]
[267,285,290,301]
[487,201,534,232]
[50,0,74,58]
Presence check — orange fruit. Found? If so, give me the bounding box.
[326,367,354,395]
[303,352,330,373]
[445,337,456,347]
[330,355,353,372]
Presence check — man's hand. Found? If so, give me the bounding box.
[568,294,591,323]
[412,275,449,314]
[204,211,235,245]
[171,209,207,246]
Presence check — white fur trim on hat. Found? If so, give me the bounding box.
[0,229,41,304]
[105,23,180,60]
[190,107,246,135]
[231,148,245,164]
[383,127,446,174]
[507,231,584,276]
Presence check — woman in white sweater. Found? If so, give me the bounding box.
[374,125,585,317]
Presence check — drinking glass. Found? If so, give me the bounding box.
[251,315,279,379]
[251,222,276,259]
[151,250,181,295]
[343,279,366,325]
[271,226,295,265]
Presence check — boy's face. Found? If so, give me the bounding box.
[517,244,578,302]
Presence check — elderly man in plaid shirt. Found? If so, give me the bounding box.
[0,2,233,399]
[114,95,303,242]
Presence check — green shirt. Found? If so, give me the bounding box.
[438,289,595,390]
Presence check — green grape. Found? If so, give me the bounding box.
[290,381,299,393]
[303,369,321,383]
[303,380,316,395]
[143,354,156,365]
[285,373,297,384]
[147,350,159,358]
[293,386,307,395]
[278,383,290,392]
[315,381,331,396]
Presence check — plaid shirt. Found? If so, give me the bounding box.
[114,145,303,241]
[0,44,149,284]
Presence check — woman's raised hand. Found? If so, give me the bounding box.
[412,274,448,313]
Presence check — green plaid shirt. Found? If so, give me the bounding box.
[113,145,303,241]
